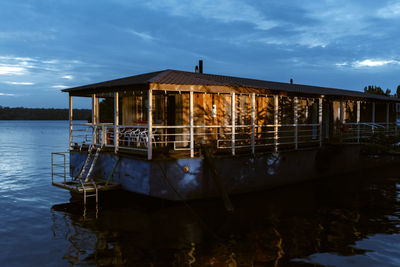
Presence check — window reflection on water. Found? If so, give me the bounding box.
[51,166,400,266]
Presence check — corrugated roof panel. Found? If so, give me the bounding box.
[63,69,400,102]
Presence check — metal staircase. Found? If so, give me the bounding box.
[51,146,121,213]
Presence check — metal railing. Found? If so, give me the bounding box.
[342,122,398,142]
[70,123,323,157]
[51,152,69,185]
[70,121,400,157]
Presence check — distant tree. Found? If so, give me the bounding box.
[99,98,114,123]
[396,85,400,98]
[363,85,391,96]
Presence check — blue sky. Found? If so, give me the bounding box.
[1,0,400,108]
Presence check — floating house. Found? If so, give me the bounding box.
[52,62,400,204]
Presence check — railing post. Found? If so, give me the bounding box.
[232,92,236,156]
[386,102,390,135]
[372,102,375,134]
[251,93,255,155]
[69,94,73,149]
[114,92,119,154]
[274,95,279,152]
[92,94,97,145]
[319,98,323,147]
[190,91,194,158]
[294,97,298,150]
[357,100,360,143]
[340,99,344,142]
[148,89,153,160]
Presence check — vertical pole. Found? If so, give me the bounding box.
[69,94,73,149]
[148,89,153,160]
[232,93,236,156]
[340,100,344,142]
[251,93,255,155]
[274,95,279,152]
[114,92,119,154]
[294,97,298,150]
[340,100,344,124]
[372,102,375,134]
[357,100,360,143]
[319,98,323,147]
[190,91,194,158]
[92,94,97,145]
[386,102,390,134]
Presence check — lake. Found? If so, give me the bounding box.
[1,120,400,266]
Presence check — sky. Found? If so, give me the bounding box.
[0,0,400,108]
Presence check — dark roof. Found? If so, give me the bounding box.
[63,69,399,102]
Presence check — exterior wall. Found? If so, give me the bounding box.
[69,144,397,201]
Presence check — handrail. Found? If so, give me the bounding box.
[51,152,69,185]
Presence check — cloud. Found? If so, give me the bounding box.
[51,85,68,89]
[336,59,400,68]
[378,1,400,18]
[0,92,17,96]
[0,65,26,75]
[142,0,277,30]
[62,75,73,80]
[4,81,34,85]
[126,29,155,41]
[353,59,400,68]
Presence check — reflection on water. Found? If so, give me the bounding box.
[51,166,400,266]
[1,121,400,266]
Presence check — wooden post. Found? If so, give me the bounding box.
[294,97,298,150]
[148,89,153,160]
[232,93,235,156]
[340,100,344,124]
[251,93,255,155]
[69,94,73,149]
[92,94,97,145]
[319,98,323,147]
[357,101,360,143]
[114,92,119,154]
[274,95,279,152]
[386,102,390,134]
[372,102,375,134]
[190,91,194,158]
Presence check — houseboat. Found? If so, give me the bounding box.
[51,62,400,204]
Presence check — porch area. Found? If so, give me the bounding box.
[68,89,399,160]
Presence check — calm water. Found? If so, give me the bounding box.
[1,121,400,266]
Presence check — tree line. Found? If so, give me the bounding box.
[364,85,400,97]
[0,106,91,120]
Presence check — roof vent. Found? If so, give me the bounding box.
[195,65,199,73]
[199,60,203,74]
[290,78,293,84]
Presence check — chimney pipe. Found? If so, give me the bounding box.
[290,78,293,84]
[199,60,203,74]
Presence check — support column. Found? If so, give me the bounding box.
[372,102,375,134]
[319,98,323,147]
[114,92,119,154]
[231,93,236,156]
[189,91,194,158]
[357,101,360,143]
[251,93,255,155]
[340,100,344,124]
[69,94,73,149]
[92,94,97,145]
[148,89,153,160]
[274,95,279,152]
[386,103,390,134]
[294,97,298,150]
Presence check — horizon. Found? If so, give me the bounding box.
[1,0,400,108]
